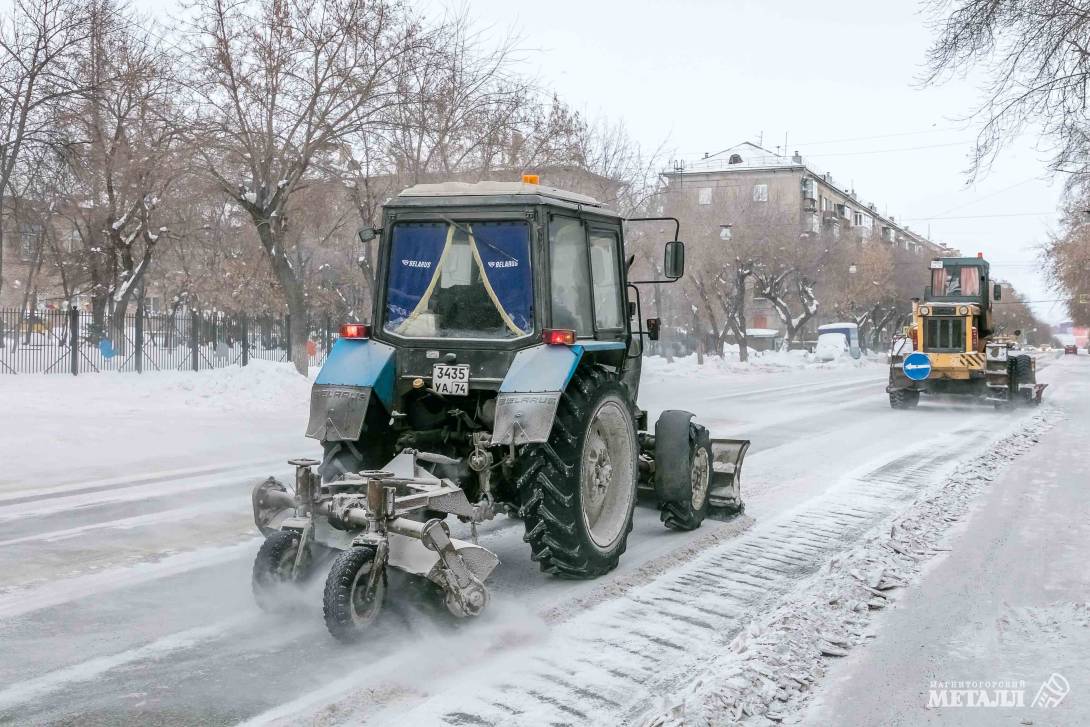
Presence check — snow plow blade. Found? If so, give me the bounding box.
[706,438,750,520]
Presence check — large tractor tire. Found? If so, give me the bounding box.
[515,366,638,579]
[318,407,394,483]
[889,389,919,410]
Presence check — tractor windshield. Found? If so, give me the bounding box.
[931,266,980,297]
[383,220,533,339]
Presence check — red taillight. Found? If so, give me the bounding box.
[972,327,979,350]
[542,328,576,346]
[911,327,919,350]
[340,323,370,339]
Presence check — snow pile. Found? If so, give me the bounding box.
[643,348,885,377]
[637,411,1054,727]
[0,360,311,415]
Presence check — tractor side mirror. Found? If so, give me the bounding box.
[664,241,685,279]
[646,317,661,341]
[357,226,381,243]
[993,283,1002,301]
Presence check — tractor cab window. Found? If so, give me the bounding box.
[589,229,624,330]
[549,216,594,335]
[384,220,533,339]
[931,266,980,297]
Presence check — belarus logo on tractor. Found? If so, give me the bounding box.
[250,178,751,641]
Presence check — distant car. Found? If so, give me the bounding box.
[1065,344,1078,355]
[815,331,850,362]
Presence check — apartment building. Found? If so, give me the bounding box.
[662,141,956,334]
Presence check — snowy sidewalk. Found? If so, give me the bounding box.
[801,360,1090,726]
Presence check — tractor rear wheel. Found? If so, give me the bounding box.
[318,407,394,483]
[888,389,919,409]
[515,366,638,579]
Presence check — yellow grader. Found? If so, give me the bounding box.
[887,254,1046,409]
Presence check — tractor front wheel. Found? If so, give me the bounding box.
[657,416,713,531]
[516,366,638,579]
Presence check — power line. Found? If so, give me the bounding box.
[684,126,966,159]
[900,211,1055,221]
[791,126,964,147]
[925,175,1042,219]
[803,141,971,157]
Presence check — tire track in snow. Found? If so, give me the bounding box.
[0,456,286,505]
[363,432,993,727]
[0,539,259,620]
[0,616,247,714]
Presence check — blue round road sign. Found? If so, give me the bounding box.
[902,352,931,381]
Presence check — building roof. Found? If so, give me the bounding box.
[665,142,954,255]
[678,142,804,174]
[398,181,603,207]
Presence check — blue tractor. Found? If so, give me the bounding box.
[251,179,751,641]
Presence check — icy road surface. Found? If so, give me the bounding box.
[0,354,1076,726]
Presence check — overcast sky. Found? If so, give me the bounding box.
[144,0,1069,323]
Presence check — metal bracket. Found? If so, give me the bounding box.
[420,519,490,617]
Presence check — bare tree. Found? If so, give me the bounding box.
[925,0,1090,180]
[0,0,87,302]
[189,0,424,374]
[53,1,186,347]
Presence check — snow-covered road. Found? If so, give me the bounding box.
[0,353,1075,726]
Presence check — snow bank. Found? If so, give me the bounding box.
[637,411,1053,727]
[643,347,886,377]
[0,360,311,415]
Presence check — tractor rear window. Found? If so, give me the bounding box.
[924,317,965,351]
[384,220,533,339]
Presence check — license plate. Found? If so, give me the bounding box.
[432,364,470,396]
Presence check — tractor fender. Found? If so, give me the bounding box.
[490,344,581,445]
[490,341,629,446]
[306,338,396,442]
[654,409,699,503]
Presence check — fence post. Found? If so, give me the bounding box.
[69,306,79,376]
[241,315,249,367]
[285,313,292,363]
[135,304,144,374]
[325,314,332,358]
[190,310,199,372]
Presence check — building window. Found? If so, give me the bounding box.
[697,187,712,205]
[807,212,820,234]
[67,228,81,253]
[820,196,828,212]
[753,184,768,203]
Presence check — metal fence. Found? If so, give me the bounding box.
[0,308,339,375]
